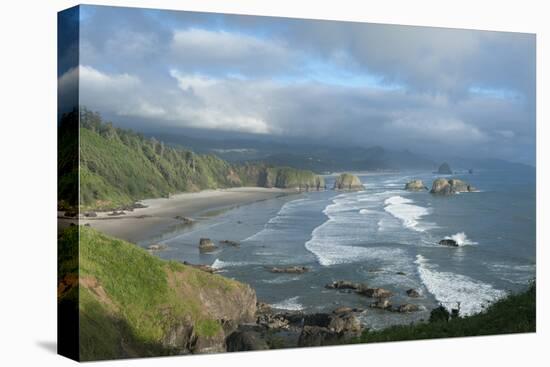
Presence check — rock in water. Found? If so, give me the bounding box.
[430,178,477,195]
[398,303,420,313]
[370,298,392,310]
[356,287,393,298]
[199,238,218,253]
[404,179,427,191]
[333,173,363,191]
[437,162,453,174]
[269,266,309,274]
[406,289,421,298]
[439,239,459,247]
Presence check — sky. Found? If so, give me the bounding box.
[59,5,536,164]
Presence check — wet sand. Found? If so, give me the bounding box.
[78,187,295,243]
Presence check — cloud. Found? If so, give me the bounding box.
[170,28,296,76]
[74,5,536,164]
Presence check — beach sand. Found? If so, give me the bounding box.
[77,187,294,243]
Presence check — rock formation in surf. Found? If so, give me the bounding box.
[404,179,427,191]
[430,178,477,195]
[333,173,363,191]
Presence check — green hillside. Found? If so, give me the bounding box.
[73,109,324,210]
[58,226,257,360]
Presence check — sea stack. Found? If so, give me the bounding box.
[404,179,427,191]
[430,178,477,195]
[333,173,363,191]
[437,162,453,174]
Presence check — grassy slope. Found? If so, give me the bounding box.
[76,110,324,210]
[357,284,535,343]
[58,226,249,360]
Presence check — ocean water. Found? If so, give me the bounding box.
[151,168,536,330]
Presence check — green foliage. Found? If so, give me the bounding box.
[357,283,535,343]
[77,109,323,210]
[59,226,246,360]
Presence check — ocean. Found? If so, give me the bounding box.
[149,168,536,330]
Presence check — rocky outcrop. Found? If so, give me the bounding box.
[370,298,392,310]
[404,179,427,191]
[325,280,367,291]
[437,162,453,174]
[397,303,420,313]
[269,266,309,274]
[406,289,421,298]
[430,178,477,195]
[199,238,218,253]
[226,330,269,352]
[357,287,393,298]
[439,239,459,247]
[333,173,363,191]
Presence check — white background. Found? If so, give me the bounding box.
[0,0,547,366]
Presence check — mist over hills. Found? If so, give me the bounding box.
[146,131,533,174]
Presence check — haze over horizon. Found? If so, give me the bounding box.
[59,5,536,165]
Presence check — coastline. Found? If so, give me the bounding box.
[77,187,298,243]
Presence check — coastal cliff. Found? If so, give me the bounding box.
[333,173,363,191]
[58,226,257,360]
[72,109,324,210]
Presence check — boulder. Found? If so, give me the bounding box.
[199,238,218,253]
[397,303,420,313]
[437,162,453,174]
[439,239,459,247]
[269,266,309,274]
[256,313,290,330]
[404,180,427,191]
[406,289,421,298]
[327,312,361,333]
[333,173,363,191]
[84,211,97,218]
[369,298,392,310]
[325,280,365,290]
[430,178,476,195]
[357,287,393,298]
[226,330,269,352]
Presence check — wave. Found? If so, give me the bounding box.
[384,196,431,232]
[443,232,477,246]
[271,296,303,311]
[211,259,250,269]
[359,209,369,214]
[261,276,302,284]
[415,255,507,316]
[243,197,309,242]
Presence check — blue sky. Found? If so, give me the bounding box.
[60,5,536,164]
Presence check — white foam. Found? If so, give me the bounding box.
[359,209,369,214]
[271,296,303,311]
[415,255,507,316]
[384,196,430,232]
[211,259,249,269]
[444,232,477,246]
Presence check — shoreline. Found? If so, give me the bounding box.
[75,187,301,243]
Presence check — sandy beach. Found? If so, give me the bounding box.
[76,187,295,243]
